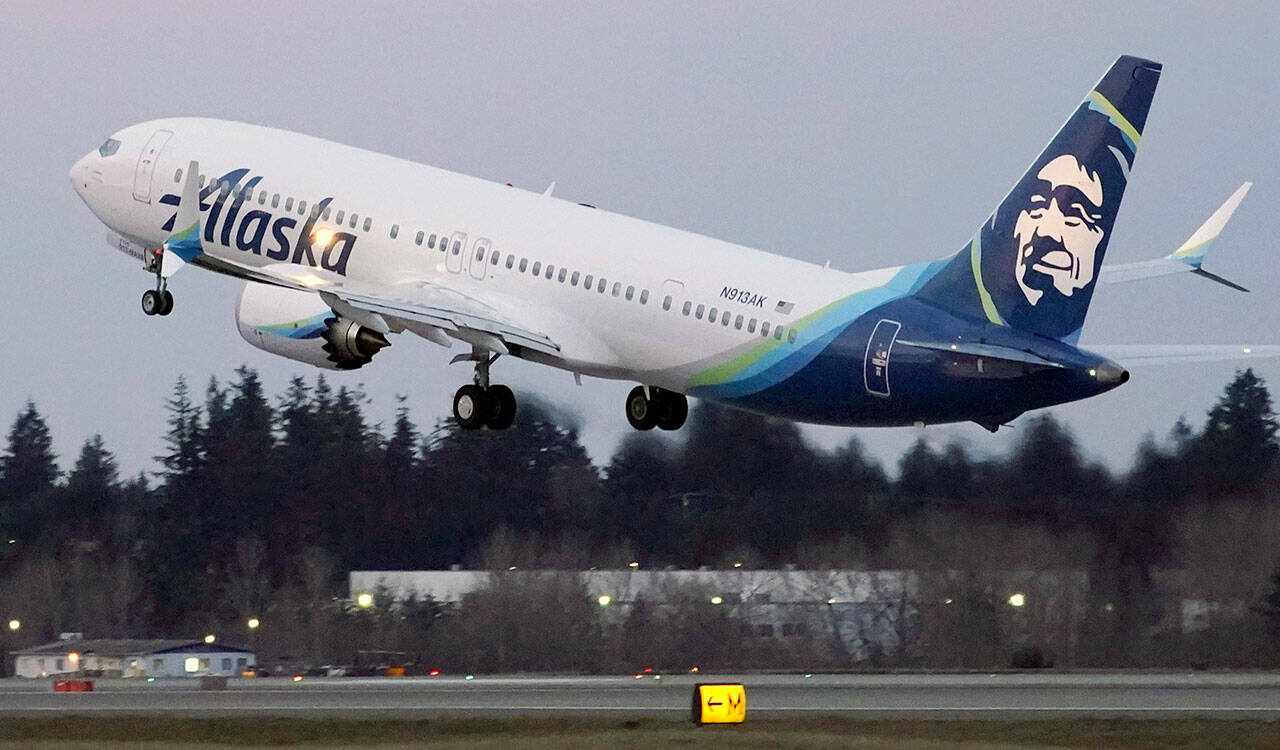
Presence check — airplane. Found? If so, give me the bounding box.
[70,55,1263,433]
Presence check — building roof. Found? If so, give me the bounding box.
[13,639,253,657]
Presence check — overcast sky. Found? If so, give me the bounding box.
[3,1,1279,477]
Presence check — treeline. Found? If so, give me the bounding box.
[1,366,1279,669]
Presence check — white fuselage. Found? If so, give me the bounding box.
[72,118,888,390]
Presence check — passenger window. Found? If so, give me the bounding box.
[708,308,718,323]
[598,278,607,293]
[298,200,307,215]
[695,304,705,319]
[363,217,372,232]
[682,301,691,316]
[198,175,206,187]
[584,274,593,288]
[349,213,358,229]
[761,321,771,337]
[639,290,649,305]
[475,247,485,262]
[747,318,757,333]
[491,250,500,265]
[611,282,621,297]
[774,326,784,340]
[173,168,182,183]
[734,315,743,330]
[545,265,555,279]
[722,313,731,327]
[284,197,294,211]
[452,240,461,255]
[788,329,798,344]
[271,193,279,208]
[322,206,331,220]
[258,190,267,205]
[519,258,528,272]
[558,268,567,283]
[335,209,345,224]
[532,261,541,276]
[390,224,399,239]
[415,231,424,246]
[625,285,634,301]
[663,296,673,311]
[428,234,436,249]
[506,255,515,269]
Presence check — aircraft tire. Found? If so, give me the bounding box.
[485,385,517,430]
[159,290,175,316]
[453,385,489,430]
[655,390,688,431]
[625,386,658,430]
[142,289,166,316]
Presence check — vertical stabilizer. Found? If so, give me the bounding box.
[913,56,1162,342]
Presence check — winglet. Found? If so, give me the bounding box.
[1168,182,1251,270]
[160,160,203,278]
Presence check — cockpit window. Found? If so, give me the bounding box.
[98,138,121,157]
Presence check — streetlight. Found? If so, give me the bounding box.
[7,620,18,632]
[204,634,215,644]
[1008,593,1026,608]
[356,592,374,609]
[247,618,260,630]
[597,595,612,607]
[710,596,723,605]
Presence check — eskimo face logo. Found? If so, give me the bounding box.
[159,169,357,276]
[1013,155,1105,305]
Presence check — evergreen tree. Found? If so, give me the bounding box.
[58,434,120,543]
[1191,368,1279,490]
[0,401,60,545]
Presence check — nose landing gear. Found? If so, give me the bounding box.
[626,386,688,431]
[141,249,174,316]
[451,349,517,430]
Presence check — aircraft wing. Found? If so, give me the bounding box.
[1099,182,1251,291]
[1085,344,1280,365]
[209,256,560,357]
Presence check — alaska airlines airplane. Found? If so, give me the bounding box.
[71,56,1258,432]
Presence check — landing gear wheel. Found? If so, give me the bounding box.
[141,289,162,316]
[453,385,489,430]
[485,385,517,430]
[159,290,174,316]
[625,386,658,430]
[655,390,688,431]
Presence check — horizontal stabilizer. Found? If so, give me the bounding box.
[1086,343,1280,365]
[1100,182,1251,290]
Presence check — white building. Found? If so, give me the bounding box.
[12,639,255,678]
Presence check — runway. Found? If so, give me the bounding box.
[1,673,1279,719]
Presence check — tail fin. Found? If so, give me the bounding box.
[913,56,1162,342]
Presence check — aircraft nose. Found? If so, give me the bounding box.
[70,152,96,196]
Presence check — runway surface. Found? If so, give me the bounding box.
[2,673,1279,719]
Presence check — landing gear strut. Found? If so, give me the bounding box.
[452,349,517,430]
[141,249,173,316]
[626,386,688,431]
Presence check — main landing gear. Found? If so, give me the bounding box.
[626,386,688,431]
[452,350,517,430]
[141,249,174,316]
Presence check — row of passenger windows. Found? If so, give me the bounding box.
[175,169,374,233]
[174,170,799,346]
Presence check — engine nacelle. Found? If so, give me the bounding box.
[236,282,389,370]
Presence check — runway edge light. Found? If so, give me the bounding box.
[691,683,746,724]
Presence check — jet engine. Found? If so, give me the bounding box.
[236,282,388,370]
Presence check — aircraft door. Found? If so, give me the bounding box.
[468,238,492,280]
[445,231,467,273]
[863,319,901,397]
[132,129,173,203]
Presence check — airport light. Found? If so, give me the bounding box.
[356,592,374,609]
[628,561,639,569]
[597,595,612,607]
[67,652,79,665]
[826,597,836,605]
[204,634,215,644]
[7,619,18,632]
[732,562,743,568]
[247,618,260,630]
[710,596,723,605]
[1008,593,1026,608]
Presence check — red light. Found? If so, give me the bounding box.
[643,667,653,673]
[428,670,440,676]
